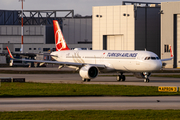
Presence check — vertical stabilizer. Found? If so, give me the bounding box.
[53,20,70,51]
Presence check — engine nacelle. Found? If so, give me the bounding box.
[133,72,151,79]
[79,65,98,79]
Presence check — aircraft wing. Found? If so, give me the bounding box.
[6,46,105,69]
[14,58,105,68]
[161,57,173,61]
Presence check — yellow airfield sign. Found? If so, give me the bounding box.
[158,86,178,92]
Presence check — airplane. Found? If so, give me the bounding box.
[7,20,174,83]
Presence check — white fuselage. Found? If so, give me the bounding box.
[51,50,162,73]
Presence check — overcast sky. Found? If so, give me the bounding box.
[0,0,179,16]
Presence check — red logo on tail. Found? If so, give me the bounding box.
[53,20,70,51]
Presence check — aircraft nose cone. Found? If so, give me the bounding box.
[153,61,162,70]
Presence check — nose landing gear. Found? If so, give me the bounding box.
[143,72,150,83]
[144,78,150,83]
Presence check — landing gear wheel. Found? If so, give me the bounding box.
[122,75,126,81]
[144,78,150,83]
[82,78,86,82]
[82,78,91,82]
[117,75,121,81]
[117,75,126,81]
[87,79,91,82]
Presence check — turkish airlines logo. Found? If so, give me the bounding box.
[55,29,66,51]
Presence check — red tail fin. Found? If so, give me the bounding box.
[53,20,70,51]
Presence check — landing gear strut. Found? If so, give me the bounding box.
[82,78,91,82]
[143,72,150,83]
[117,73,126,81]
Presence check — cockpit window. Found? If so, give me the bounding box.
[151,57,156,60]
[144,56,159,60]
[156,57,159,60]
[144,57,150,60]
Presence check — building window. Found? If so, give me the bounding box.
[34,48,36,50]
[38,48,41,50]
[164,44,170,52]
[3,48,7,50]
[52,48,56,51]
[15,48,20,52]
[43,48,50,52]
[29,48,32,50]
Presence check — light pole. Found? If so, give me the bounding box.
[19,0,25,53]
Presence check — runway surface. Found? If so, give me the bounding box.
[0,96,180,111]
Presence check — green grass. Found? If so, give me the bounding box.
[0,82,180,97]
[0,110,180,120]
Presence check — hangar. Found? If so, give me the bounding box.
[92,1,161,56]
[161,1,180,68]
[93,1,180,68]
[1,1,180,68]
[0,10,92,54]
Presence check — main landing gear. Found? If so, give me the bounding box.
[116,73,126,81]
[82,78,91,82]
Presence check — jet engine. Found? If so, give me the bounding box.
[79,65,98,79]
[133,72,151,79]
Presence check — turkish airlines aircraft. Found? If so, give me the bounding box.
[7,20,173,83]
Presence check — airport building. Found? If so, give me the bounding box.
[161,1,180,68]
[0,10,92,54]
[92,1,161,57]
[1,1,180,68]
[92,1,180,68]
